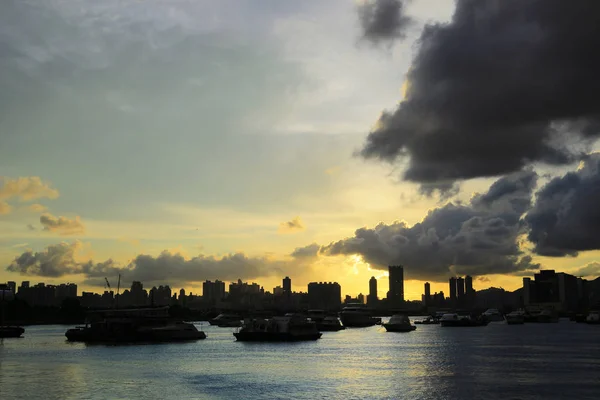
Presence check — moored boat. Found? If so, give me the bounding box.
[482,308,505,322]
[233,314,322,342]
[383,314,416,332]
[0,326,25,338]
[339,303,379,327]
[440,313,489,327]
[505,310,525,325]
[65,307,206,343]
[414,316,439,325]
[586,311,600,325]
[209,313,242,327]
[316,316,346,332]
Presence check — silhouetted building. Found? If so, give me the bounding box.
[203,280,226,304]
[357,293,365,304]
[367,276,378,306]
[457,277,465,299]
[465,276,473,295]
[423,282,431,306]
[523,270,584,312]
[449,277,457,302]
[308,282,341,311]
[283,276,291,295]
[7,281,16,294]
[387,265,404,303]
[55,283,78,301]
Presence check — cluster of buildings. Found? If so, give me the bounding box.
[3,266,599,314]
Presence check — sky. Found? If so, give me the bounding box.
[2,0,600,300]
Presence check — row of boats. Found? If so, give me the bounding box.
[4,306,599,342]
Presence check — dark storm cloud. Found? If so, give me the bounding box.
[526,154,600,256]
[360,0,600,185]
[321,170,540,281]
[290,243,320,259]
[6,244,307,286]
[6,242,81,277]
[358,0,413,44]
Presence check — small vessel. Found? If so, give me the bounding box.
[65,307,206,343]
[536,309,559,323]
[209,313,242,327]
[233,314,322,342]
[317,316,346,332]
[586,311,600,325]
[383,314,416,332]
[482,309,505,322]
[440,313,489,327]
[339,303,379,327]
[0,326,25,338]
[505,310,525,325]
[414,316,439,325]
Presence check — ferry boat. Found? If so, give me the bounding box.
[65,307,206,343]
[482,308,505,322]
[440,313,489,327]
[209,313,242,327]
[233,314,322,342]
[383,314,416,332]
[505,310,525,325]
[339,303,380,327]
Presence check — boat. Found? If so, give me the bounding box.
[339,303,380,327]
[0,326,25,338]
[1,286,25,338]
[440,313,489,327]
[536,309,559,323]
[482,308,505,322]
[65,307,206,343]
[383,314,416,332]
[233,314,322,342]
[209,313,242,327]
[317,316,346,332]
[505,310,525,325]
[414,316,439,325]
[586,311,600,325]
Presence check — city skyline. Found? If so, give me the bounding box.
[3,0,600,300]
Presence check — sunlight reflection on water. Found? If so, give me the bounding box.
[1,319,599,399]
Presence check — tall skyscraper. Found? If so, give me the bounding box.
[387,265,404,302]
[465,276,473,294]
[283,276,291,294]
[424,282,431,305]
[457,277,465,299]
[449,277,457,301]
[368,276,378,305]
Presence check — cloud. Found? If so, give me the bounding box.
[320,169,540,281]
[278,216,305,234]
[526,153,600,256]
[290,243,320,259]
[6,243,312,287]
[0,201,12,215]
[359,0,600,187]
[40,213,86,235]
[27,203,48,213]
[571,262,600,278]
[358,0,413,45]
[6,241,81,277]
[0,177,59,202]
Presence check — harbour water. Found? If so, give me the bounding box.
[1,319,599,399]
